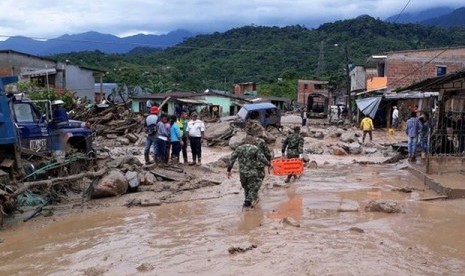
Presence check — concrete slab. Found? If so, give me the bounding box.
[409,164,465,199]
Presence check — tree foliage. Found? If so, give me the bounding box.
[49,16,465,100]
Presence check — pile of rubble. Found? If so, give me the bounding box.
[205,119,277,149]
[70,103,145,144]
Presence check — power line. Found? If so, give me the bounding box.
[392,0,413,24]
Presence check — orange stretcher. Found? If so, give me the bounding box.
[271,158,304,176]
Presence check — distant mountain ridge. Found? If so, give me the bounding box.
[386,6,465,28]
[385,6,454,23]
[0,29,196,55]
[421,7,465,28]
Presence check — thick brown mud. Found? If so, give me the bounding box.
[1,164,465,275]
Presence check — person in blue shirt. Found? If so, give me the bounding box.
[170,115,182,163]
[406,111,422,161]
[51,100,69,129]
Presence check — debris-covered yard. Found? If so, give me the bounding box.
[1,111,465,275]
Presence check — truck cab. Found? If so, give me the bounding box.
[11,98,93,155]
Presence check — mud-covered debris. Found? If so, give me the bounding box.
[349,227,365,233]
[332,146,348,156]
[365,200,403,213]
[82,267,107,276]
[340,131,357,143]
[228,132,247,150]
[141,199,162,207]
[311,131,324,139]
[392,187,413,193]
[125,198,142,207]
[228,244,257,255]
[140,172,157,186]
[307,160,318,169]
[337,200,360,212]
[92,170,128,199]
[137,263,155,272]
[282,217,301,227]
[304,142,325,155]
[125,171,140,189]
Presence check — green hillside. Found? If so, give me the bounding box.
[49,16,465,99]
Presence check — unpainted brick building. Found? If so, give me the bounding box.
[362,47,465,91]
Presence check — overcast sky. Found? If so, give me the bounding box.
[0,0,463,39]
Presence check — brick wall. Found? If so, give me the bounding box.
[0,67,12,76]
[386,48,465,89]
[297,80,329,105]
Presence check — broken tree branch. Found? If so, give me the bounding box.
[12,169,108,197]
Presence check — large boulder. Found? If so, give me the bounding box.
[363,147,378,154]
[340,131,357,143]
[245,119,266,137]
[365,200,403,213]
[92,170,129,198]
[125,171,139,189]
[327,127,344,138]
[311,131,325,139]
[304,142,325,155]
[140,172,157,186]
[332,146,348,156]
[229,132,248,149]
[205,123,233,140]
[348,142,362,154]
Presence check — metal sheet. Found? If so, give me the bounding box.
[355,97,382,118]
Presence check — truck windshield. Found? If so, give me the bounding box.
[14,103,40,123]
[237,108,248,120]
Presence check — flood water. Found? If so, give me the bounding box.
[1,164,465,275]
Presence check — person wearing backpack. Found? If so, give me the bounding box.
[282,126,304,183]
[144,106,159,164]
[155,114,170,163]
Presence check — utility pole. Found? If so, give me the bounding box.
[344,46,353,124]
[316,41,325,75]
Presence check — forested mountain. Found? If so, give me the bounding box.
[49,16,465,99]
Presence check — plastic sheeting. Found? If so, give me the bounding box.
[355,97,382,118]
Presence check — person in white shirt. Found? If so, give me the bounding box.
[392,106,399,129]
[187,112,205,165]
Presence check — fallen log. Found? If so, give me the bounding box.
[418,195,448,201]
[12,169,108,197]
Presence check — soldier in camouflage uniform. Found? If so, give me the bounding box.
[282,126,304,183]
[254,137,272,182]
[227,141,270,208]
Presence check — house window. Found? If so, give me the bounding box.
[437,66,447,76]
[303,84,308,90]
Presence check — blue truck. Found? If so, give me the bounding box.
[0,76,94,180]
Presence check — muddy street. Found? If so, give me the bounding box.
[1,162,464,275]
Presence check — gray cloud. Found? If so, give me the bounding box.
[0,0,463,38]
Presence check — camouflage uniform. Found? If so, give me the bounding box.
[282,133,304,158]
[282,132,304,182]
[255,138,272,181]
[228,144,270,204]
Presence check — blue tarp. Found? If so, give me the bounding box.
[355,97,382,118]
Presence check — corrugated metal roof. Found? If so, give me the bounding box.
[242,103,277,111]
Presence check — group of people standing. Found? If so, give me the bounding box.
[144,105,205,166]
[405,107,431,161]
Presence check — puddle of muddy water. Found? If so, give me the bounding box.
[1,164,464,275]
